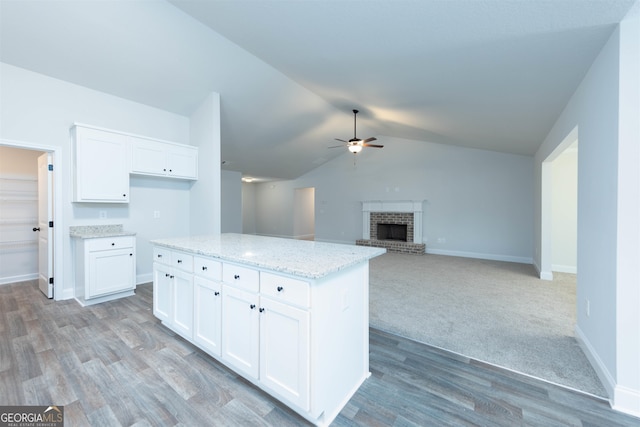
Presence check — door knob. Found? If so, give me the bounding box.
[32,227,40,232]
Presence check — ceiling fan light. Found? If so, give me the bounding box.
[348,144,362,153]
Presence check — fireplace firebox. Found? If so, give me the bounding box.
[377,223,408,241]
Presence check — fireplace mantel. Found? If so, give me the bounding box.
[361,200,425,244]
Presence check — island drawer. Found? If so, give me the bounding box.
[260,272,310,308]
[171,251,193,272]
[153,247,171,264]
[223,263,259,293]
[194,256,222,280]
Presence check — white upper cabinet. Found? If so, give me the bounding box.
[130,137,198,180]
[72,124,199,203]
[72,126,130,203]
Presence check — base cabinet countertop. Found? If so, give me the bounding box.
[151,233,385,427]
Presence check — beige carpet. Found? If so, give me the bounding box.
[368,252,607,397]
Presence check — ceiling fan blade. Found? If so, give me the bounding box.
[361,137,377,143]
[334,138,348,143]
[363,143,384,148]
[328,145,345,149]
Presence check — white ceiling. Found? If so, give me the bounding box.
[1,0,636,180]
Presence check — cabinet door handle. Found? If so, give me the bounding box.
[129,253,133,256]
[177,259,182,264]
[123,194,126,197]
[234,274,240,280]
[214,291,220,296]
[111,243,115,246]
[165,273,170,277]
[250,304,256,310]
[202,266,207,271]
[259,308,265,313]
[157,254,162,258]
[169,275,174,279]
[277,286,283,292]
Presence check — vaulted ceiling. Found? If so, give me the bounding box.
[1,0,636,180]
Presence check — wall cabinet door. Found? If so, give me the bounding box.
[153,262,172,323]
[172,269,194,339]
[165,144,198,179]
[130,137,198,180]
[222,284,260,379]
[194,276,222,357]
[73,126,129,203]
[130,137,166,176]
[259,296,310,411]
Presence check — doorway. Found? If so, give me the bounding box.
[0,139,63,300]
[540,126,579,280]
[293,187,315,240]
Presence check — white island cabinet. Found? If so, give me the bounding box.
[151,233,385,427]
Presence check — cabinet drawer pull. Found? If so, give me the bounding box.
[202,266,207,271]
[234,274,240,280]
[129,253,133,256]
[250,304,256,310]
[157,254,162,258]
[122,194,126,197]
[169,275,174,279]
[165,273,170,277]
[111,243,115,246]
[259,307,265,313]
[277,286,283,292]
[214,291,220,296]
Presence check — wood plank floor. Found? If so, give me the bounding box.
[1,281,638,426]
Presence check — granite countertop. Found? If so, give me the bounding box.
[151,233,386,279]
[70,224,136,239]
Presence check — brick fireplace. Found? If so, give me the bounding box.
[356,200,426,254]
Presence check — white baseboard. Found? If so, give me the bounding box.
[426,248,533,265]
[613,385,640,418]
[552,264,577,274]
[575,325,640,417]
[533,259,553,280]
[137,272,152,285]
[575,325,615,399]
[0,273,38,286]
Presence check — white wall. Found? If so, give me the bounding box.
[249,137,534,263]
[221,169,242,233]
[551,145,577,273]
[189,92,222,236]
[293,187,315,240]
[533,8,640,415]
[0,63,192,298]
[242,182,257,234]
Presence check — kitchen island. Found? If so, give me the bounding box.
[151,233,385,426]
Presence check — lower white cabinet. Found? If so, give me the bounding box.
[193,276,222,357]
[152,244,370,427]
[152,248,194,339]
[74,235,136,306]
[259,295,310,410]
[221,284,260,379]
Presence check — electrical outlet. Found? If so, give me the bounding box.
[586,299,590,317]
[99,210,107,219]
[437,237,446,244]
[153,210,160,219]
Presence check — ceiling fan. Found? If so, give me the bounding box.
[330,109,383,154]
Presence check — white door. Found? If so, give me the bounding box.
[37,153,53,298]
